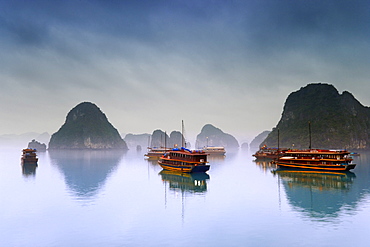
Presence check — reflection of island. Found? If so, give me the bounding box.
[159,170,209,194]
[49,150,124,200]
[273,169,357,220]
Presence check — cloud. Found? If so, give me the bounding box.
[0,0,369,141]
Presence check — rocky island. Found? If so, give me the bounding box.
[262,83,370,150]
[28,139,47,151]
[196,124,239,149]
[48,102,128,150]
[124,133,151,150]
[149,129,189,148]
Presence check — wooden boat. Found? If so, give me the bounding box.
[21,148,38,165]
[202,146,226,156]
[158,147,210,173]
[274,149,356,171]
[253,145,287,160]
[144,147,172,159]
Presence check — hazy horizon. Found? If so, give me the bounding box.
[1,1,369,144]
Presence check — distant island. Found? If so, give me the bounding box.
[149,129,189,149]
[262,83,370,150]
[123,133,151,150]
[124,124,239,151]
[28,139,47,152]
[7,83,370,151]
[48,102,128,150]
[250,130,270,150]
[196,124,239,149]
[0,132,50,148]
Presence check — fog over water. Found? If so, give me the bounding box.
[1,148,370,246]
[1,1,370,143]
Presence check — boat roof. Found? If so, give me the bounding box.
[285,149,350,155]
[203,146,225,150]
[168,147,206,155]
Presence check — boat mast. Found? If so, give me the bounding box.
[181,120,185,148]
[277,128,280,159]
[308,121,312,150]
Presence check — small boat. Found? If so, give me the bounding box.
[158,147,210,173]
[21,148,38,165]
[202,146,226,156]
[144,147,172,159]
[274,149,356,171]
[253,145,287,160]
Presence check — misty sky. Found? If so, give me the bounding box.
[1,0,370,143]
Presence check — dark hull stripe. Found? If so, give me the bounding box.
[158,162,210,173]
[276,162,355,171]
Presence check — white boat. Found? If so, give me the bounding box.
[144,147,172,159]
[202,146,226,156]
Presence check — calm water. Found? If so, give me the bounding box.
[1,147,370,247]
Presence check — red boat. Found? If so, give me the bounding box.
[274,149,356,171]
[158,147,210,173]
[21,148,38,165]
[253,145,287,159]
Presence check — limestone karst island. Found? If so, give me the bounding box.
[48,102,128,150]
[260,83,370,150]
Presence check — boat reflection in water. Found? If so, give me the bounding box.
[159,170,210,221]
[49,150,124,202]
[22,164,37,177]
[207,154,225,162]
[272,168,356,221]
[254,160,277,173]
[159,170,209,194]
[146,158,161,167]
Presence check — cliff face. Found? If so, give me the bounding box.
[48,102,128,150]
[250,130,271,149]
[196,124,239,149]
[149,130,188,148]
[262,83,370,150]
[150,130,170,148]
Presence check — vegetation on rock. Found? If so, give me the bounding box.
[196,124,239,149]
[49,102,128,150]
[250,130,271,149]
[262,83,370,150]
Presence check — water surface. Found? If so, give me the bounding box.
[1,148,370,246]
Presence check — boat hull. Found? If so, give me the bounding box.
[158,162,210,173]
[144,154,163,159]
[22,160,38,165]
[275,161,356,171]
[21,157,38,165]
[253,154,278,160]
